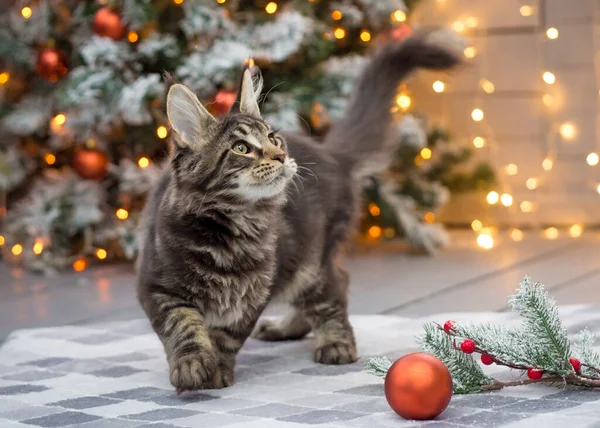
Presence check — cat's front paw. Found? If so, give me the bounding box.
[170,352,222,392]
[314,342,358,365]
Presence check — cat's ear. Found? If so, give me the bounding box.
[238,69,263,117]
[166,84,216,149]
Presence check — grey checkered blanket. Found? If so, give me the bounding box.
[2,307,600,428]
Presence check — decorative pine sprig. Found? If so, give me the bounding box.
[365,276,600,394]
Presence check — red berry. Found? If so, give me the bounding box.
[569,358,581,372]
[443,320,455,334]
[460,339,476,354]
[481,354,494,365]
[527,368,543,380]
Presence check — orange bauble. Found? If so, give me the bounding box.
[72,149,109,180]
[93,7,125,41]
[36,47,68,82]
[209,89,237,116]
[384,353,452,420]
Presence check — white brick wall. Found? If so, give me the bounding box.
[412,0,600,226]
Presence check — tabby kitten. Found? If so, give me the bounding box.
[137,35,460,392]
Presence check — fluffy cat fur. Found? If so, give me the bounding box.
[137,35,460,392]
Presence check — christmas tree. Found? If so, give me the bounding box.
[0,0,494,274]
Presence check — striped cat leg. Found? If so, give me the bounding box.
[143,292,221,392]
[209,320,263,386]
[251,308,312,341]
[304,266,357,365]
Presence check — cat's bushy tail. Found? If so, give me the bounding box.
[323,35,461,175]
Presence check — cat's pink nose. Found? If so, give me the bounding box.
[272,153,285,164]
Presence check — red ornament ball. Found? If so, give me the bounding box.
[36,48,68,82]
[72,148,109,180]
[460,339,476,354]
[570,358,581,372]
[384,353,453,421]
[527,368,543,380]
[209,89,237,116]
[93,7,125,40]
[443,320,455,334]
[390,23,413,41]
[481,354,494,366]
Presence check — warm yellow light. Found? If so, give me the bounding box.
[520,201,535,213]
[486,191,499,205]
[587,153,599,166]
[265,2,278,14]
[360,30,371,42]
[334,28,346,39]
[543,71,556,85]
[45,153,56,165]
[544,227,559,240]
[569,224,583,238]
[128,31,139,43]
[597,184,600,194]
[542,158,553,171]
[33,241,43,255]
[53,114,66,126]
[463,47,476,58]
[116,208,129,220]
[473,136,486,148]
[368,203,381,217]
[0,72,9,85]
[331,10,342,20]
[138,157,150,168]
[465,16,478,28]
[21,6,32,19]
[174,0,184,4]
[471,219,483,232]
[384,228,395,238]
[506,163,518,176]
[424,212,436,223]
[392,10,406,22]
[542,94,554,107]
[420,148,432,160]
[559,122,576,140]
[510,229,524,242]
[11,244,23,256]
[500,193,513,207]
[546,27,559,39]
[480,79,495,94]
[156,126,168,139]
[96,248,108,260]
[526,178,538,190]
[0,235,4,246]
[216,0,226,3]
[452,21,465,33]
[368,225,382,239]
[471,108,484,122]
[433,81,445,93]
[396,94,411,111]
[477,234,494,250]
[520,5,533,16]
[73,259,87,272]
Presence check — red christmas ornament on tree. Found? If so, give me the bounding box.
[443,320,455,334]
[460,339,476,354]
[93,8,125,40]
[527,368,543,380]
[72,148,109,180]
[390,23,413,41]
[36,47,68,82]
[384,353,452,420]
[481,354,494,365]
[570,358,581,372]
[209,89,237,116]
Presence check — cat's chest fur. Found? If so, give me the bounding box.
[161,202,281,328]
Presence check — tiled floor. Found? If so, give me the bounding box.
[1,230,600,342]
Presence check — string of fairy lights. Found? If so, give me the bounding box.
[417,0,596,249]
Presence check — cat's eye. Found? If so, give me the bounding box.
[232,141,251,154]
[268,132,279,146]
